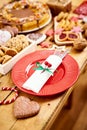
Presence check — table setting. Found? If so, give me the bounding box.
[0,0,87,130]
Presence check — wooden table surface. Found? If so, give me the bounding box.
[0,0,87,130]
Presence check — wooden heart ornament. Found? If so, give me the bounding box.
[13,96,40,119]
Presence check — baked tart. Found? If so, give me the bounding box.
[57,32,79,42]
[0,0,52,32]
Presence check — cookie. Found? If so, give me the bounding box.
[0,49,4,56]
[13,96,40,119]
[5,48,18,57]
[6,35,29,52]
[73,38,87,51]
[2,55,12,64]
[0,57,4,64]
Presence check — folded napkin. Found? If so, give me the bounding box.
[22,54,63,93]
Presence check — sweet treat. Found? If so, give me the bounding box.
[2,26,19,37]
[73,38,87,51]
[82,23,87,39]
[56,12,66,22]
[0,35,30,64]
[0,57,4,64]
[0,49,4,56]
[40,35,53,48]
[0,46,12,64]
[56,12,82,31]
[54,12,83,45]
[13,96,40,119]
[0,87,18,105]
[47,0,72,15]
[6,35,29,52]
[5,48,18,57]
[40,41,52,48]
[27,33,43,40]
[0,46,8,53]
[57,32,67,41]
[27,32,46,44]
[57,31,79,42]
[2,55,12,64]
[82,23,87,31]
[0,0,51,32]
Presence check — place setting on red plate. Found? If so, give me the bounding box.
[11,49,79,97]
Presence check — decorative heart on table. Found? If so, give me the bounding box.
[13,96,40,119]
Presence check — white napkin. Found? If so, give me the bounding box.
[22,54,62,93]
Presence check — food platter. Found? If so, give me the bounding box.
[0,0,52,33]
[54,12,83,46]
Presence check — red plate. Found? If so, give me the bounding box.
[11,50,79,96]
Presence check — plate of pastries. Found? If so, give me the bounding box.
[54,11,83,45]
[0,0,52,33]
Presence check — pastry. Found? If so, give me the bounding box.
[0,34,30,64]
[6,35,29,52]
[5,48,18,57]
[54,11,83,45]
[0,0,51,32]
[73,38,87,51]
[57,32,78,42]
[2,55,12,64]
[0,49,4,56]
[0,57,4,64]
[2,26,19,37]
[13,96,40,119]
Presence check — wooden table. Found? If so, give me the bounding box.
[0,0,87,130]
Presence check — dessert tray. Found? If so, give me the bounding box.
[54,12,83,45]
[11,50,79,96]
[0,35,36,75]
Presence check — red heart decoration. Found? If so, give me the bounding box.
[13,96,40,119]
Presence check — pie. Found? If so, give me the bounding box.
[0,0,52,32]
